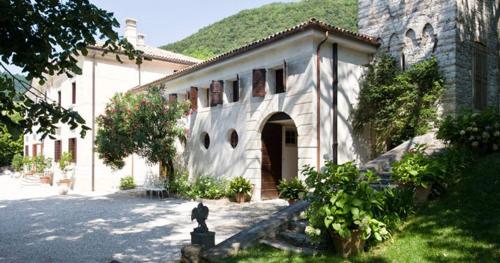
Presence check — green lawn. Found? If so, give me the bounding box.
[222,153,500,263]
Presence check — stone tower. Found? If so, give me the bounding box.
[358,0,499,114]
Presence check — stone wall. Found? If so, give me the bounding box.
[358,0,499,113]
[456,0,500,110]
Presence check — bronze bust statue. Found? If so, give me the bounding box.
[191,202,209,233]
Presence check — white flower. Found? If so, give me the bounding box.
[320,179,326,183]
[471,141,479,147]
[459,130,466,135]
[482,132,490,139]
[466,127,473,131]
[494,131,500,137]
[493,144,499,151]
[469,136,475,141]
[472,127,479,132]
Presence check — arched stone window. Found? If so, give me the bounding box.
[422,23,437,55]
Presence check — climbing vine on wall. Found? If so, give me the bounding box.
[352,53,444,157]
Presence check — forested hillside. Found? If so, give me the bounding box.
[160,0,357,59]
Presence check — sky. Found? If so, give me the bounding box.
[90,0,296,47]
[5,0,295,75]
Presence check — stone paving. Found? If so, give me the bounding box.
[0,175,286,262]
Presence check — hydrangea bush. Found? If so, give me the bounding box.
[437,109,500,153]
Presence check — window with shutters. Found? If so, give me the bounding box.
[54,140,62,162]
[473,42,488,110]
[232,80,240,102]
[199,88,209,108]
[190,87,198,111]
[72,82,76,104]
[68,138,77,163]
[210,80,223,107]
[274,68,285,94]
[58,90,61,106]
[168,93,177,103]
[252,69,266,97]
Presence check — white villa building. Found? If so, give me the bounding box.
[24,19,200,192]
[133,19,379,200]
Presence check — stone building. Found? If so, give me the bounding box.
[358,0,499,113]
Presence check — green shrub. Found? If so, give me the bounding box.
[437,109,500,154]
[11,154,23,172]
[119,176,136,190]
[191,175,228,199]
[22,156,32,171]
[58,152,73,171]
[303,161,390,242]
[33,155,51,174]
[375,187,415,230]
[228,176,253,196]
[277,178,307,201]
[169,171,192,197]
[391,144,441,188]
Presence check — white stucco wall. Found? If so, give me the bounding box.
[161,30,376,200]
[25,54,184,192]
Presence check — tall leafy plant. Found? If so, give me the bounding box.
[96,88,189,182]
[303,162,390,242]
[353,53,444,156]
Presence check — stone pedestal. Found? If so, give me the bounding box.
[191,231,215,249]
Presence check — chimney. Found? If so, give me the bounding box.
[137,33,145,47]
[124,18,137,46]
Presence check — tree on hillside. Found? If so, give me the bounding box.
[0,0,141,139]
[161,0,358,59]
[95,88,189,182]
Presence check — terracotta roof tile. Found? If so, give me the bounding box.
[131,18,379,93]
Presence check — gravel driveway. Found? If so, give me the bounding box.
[0,176,286,262]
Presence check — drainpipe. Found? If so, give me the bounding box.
[316,31,329,171]
[332,43,338,164]
[91,54,96,192]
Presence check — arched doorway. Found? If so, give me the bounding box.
[261,112,298,200]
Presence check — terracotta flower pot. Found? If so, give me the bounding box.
[330,230,365,258]
[288,199,298,205]
[57,179,73,195]
[414,183,433,205]
[40,176,51,184]
[234,192,247,203]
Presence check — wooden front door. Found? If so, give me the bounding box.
[261,123,282,199]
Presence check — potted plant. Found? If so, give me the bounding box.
[228,176,253,203]
[11,154,24,177]
[57,152,74,194]
[391,144,440,204]
[34,156,52,184]
[277,178,307,205]
[303,161,390,257]
[22,156,33,176]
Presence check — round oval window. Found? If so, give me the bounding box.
[201,132,210,149]
[229,130,238,148]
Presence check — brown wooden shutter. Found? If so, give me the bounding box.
[25,145,28,156]
[190,87,198,111]
[168,93,177,103]
[72,82,76,104]
[54,140,62,162]
[210,80,223,106]
[252,69,266,97]
[473,43,488,110]
[283,60,287,91]
[68,138,77,163]
[32,144,37,157]
[58,91,61,106]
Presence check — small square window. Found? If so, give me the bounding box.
[275,68,285,94]
[285,129,297,145]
